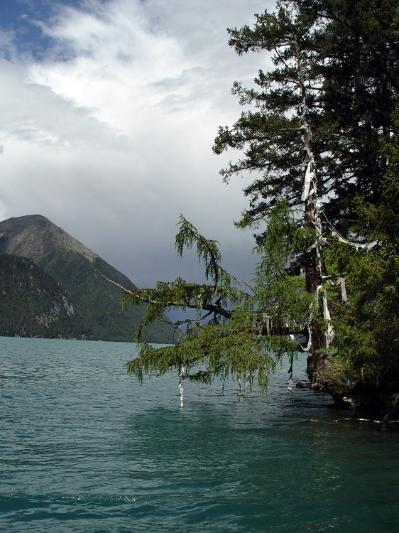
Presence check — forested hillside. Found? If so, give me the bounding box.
[0,215,175,343]
[0,254,80,338]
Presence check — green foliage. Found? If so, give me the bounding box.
[213,1,325,228]
[126,1,399,408]
[128,311,276,391]
[255,201,312,333]
[213,0,399,406]
[124,215,251,343]
[214,0,399,236]
[0,254,84,339]
[312,0,399,228]
[126,204,305,391]
[176,215,221,286]
[123,277,231,341]
[175,215,243,297]
[327,245,399,392]
[323,120,399,397]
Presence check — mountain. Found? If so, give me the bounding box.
[0,254,79,338]
[0,215,174,342]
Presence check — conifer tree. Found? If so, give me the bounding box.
[301,0,399,228]
[214,0,335,383]
[122,214,297,404]
[323,110,399,410]
[216,0,399,232]
[121,0,399,410]
[213,0,399,385]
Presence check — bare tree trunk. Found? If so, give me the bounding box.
[297,47,334,387]
[303,170,329,385]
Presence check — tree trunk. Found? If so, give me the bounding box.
[304,186,329,386]
[297,46,333,387]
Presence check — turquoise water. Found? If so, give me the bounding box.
[1,337,399,532]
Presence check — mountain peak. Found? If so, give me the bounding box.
[0,214,175,342]
[0,214,97,264]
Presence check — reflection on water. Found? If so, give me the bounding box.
[0,336,398,532]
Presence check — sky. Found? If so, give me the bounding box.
[0,0,275,287]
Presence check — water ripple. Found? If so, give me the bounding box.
[0,337,399,532]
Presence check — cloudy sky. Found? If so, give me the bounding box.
[0,0,275,286]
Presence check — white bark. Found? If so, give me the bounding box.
[330,229,377,251]
[338,277,347,303]
[179,366,185,407]
[262,313,271,336]
[322,213,377,250]
[321,289,334,347]
[297,45,335,352]
[301,161,314,201]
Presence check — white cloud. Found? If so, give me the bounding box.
[0,0,275,285]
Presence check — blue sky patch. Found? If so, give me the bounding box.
[0,0,83,60]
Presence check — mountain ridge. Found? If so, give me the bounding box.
[0,214,99,265]
[0,214,174,343]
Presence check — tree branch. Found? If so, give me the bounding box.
[98,271,233,319]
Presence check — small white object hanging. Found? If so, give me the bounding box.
[179,366,185,407]
[301,161,314,201]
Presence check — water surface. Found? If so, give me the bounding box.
[1,337,398,532]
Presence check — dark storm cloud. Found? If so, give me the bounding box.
[0,0,274,286]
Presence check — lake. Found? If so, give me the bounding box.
[1,336,399,532]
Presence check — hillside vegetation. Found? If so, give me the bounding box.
[0,215,174,343]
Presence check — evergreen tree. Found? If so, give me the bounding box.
[214,0,336,383]
[302,0,399,228]
[213,0,399,384]
[324,110,399,411]
[123,212,304,404]
[215,0,399,232]
[122,0,399,412]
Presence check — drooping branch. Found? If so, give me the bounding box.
[176,215,222,291]
[98,214,254,346]
[99,273,233,319]
[322,212,378,251]
[126,311,283,391]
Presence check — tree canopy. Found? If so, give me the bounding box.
[123,0,399,414]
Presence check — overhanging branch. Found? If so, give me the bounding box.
[98,271,232,319]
